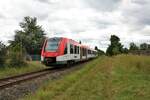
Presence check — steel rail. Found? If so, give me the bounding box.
[0,67,65,89]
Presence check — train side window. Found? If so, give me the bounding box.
[70,44,74,54]
[77,46,79,54]
[64,45,67,54]
[85,49,87,55]
[83,48,85,56]
[88,50,90,54]
[84,48,86,56]
[89,50,91,54]
[74,46,77,54]
[82,48,84,56]
[75,46,79,54]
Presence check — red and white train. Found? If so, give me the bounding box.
[41,37,97,66]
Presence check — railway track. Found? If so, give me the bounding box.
[0,67,67,89]
[0,60,91,90]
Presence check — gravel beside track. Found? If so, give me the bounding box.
[0,63,84,100]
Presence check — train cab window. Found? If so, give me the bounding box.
[64,45,67,54]
[70,44,74,54]
[45,38,61,51]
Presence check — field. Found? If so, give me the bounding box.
[23,55,150,100]
[0,61,46,79]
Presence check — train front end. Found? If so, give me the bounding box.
[41,37,66,66]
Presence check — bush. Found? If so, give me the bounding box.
[106,35,123,56]
[0,42,7,67]
[8,43,27,67]
[106,35,129,56]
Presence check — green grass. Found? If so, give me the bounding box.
[0,61,46,79]
[23,55,150,100]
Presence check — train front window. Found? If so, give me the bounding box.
[45,38,61,51]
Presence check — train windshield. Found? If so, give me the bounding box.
[45,38,61,51]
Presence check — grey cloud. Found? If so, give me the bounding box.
[37,0,59,4]
[125,8,150,25]
[69,28,86,34]
[50,26,86,35]
[36,13,49,21]
[121,0,150,34]
[81,38,96,43]
[132,0,148,5]
[95,20,114,29]
[1,0,150,50]
[36,0,50,4]
[83,0,121,12]
[19,10,49,21]
[17,1,49,21]
[52,29,67,35]
[48,17,92,34]
[0,13,5,18]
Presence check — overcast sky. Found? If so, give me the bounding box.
[0,0,150,51]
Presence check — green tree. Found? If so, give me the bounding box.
[148,44,150,50]
[129,42,139,51]
[95,46,105,56]
[140,43,148,50]
[0,41,7,67]
[10,16,46,55]
[122,48,129,54]
[8,43,26,67]
[106,35,124,56]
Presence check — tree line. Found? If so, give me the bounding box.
[0,16,45,67]
[129,42,150,51]
[95,35,150,56]
[0,16,150,67]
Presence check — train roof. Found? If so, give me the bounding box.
[47,37,95,51]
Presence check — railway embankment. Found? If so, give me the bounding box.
[0,61,86,100]
[0,61,46,79]
[23,55,150,100]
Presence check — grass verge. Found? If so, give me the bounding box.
[0,61,46,79]
[23,55,150,100]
